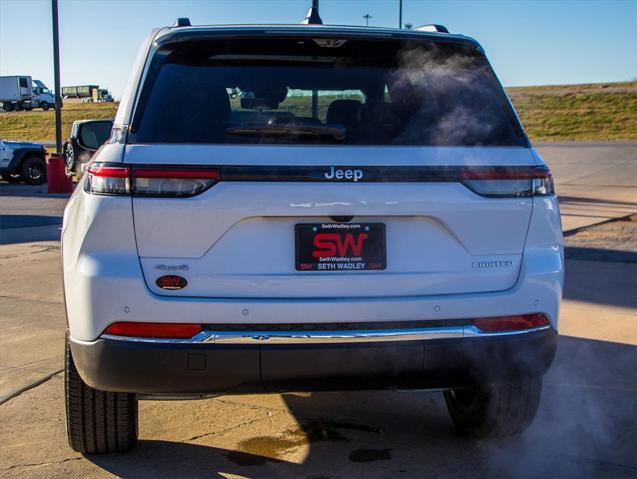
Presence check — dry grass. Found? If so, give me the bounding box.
[0,102,117,143]
[511,89,637,141]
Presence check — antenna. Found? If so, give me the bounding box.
[363,14,372,27]
[302,0,323,25]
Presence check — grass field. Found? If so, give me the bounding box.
[1,82,635,143]
[507,82,637,141]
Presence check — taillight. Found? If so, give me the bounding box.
[462,167,554,198]
[85,165,131,195]
[133,168,220,197]
[103,322,202,339]
[85,164,221,197]
[472,314,549,333]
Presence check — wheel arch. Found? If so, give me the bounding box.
[7,147,46,173]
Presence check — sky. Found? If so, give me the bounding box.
[1,0,636,99]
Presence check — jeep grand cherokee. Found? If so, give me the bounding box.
[62,21,562,453]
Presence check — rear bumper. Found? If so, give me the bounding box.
[69,328,557,395]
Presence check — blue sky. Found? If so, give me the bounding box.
[1,0,636,99]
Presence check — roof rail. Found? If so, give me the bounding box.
[415,24,449,33]
[173,17,191,27]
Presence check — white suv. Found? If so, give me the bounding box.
[62,21,563,454]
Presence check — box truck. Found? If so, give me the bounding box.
[0,76,33,111]
[0,76,56,111]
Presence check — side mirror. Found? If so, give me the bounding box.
[77,120,114,150]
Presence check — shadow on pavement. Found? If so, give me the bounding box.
[0,214,62,244]
[0,182,73,199]
[564,257,636,308]
[0,214,61,229]
[558,196,637,208]
[565,246,637,263]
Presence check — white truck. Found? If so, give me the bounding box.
[32,79,56,111]
[0,76,56,111]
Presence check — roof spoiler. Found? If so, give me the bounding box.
[173,17,191,27]
[415,24,449,33]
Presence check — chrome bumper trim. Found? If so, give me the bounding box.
[100,325,551,345]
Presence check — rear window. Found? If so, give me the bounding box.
[129,36,526,147]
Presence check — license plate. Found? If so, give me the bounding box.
[295,223,386,271]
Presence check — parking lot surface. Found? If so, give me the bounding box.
[0,142,635,478]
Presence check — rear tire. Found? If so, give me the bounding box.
[444,377,542,438]
[65,336,138,454]
[3,102,14,112]
[64,141,77,172]
[19,155,46,185]
[41,102,50,111]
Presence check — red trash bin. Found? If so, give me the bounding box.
[46,153,73,194]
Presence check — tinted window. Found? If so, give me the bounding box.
[79,121,113,149]
[130,37,526,147]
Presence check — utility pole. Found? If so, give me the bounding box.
[311,0,319,118]
[363,14,372,27]
[399,0,403,29]
[51,0,62,153]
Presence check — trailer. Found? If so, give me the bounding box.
[0,76,33,111]
[62,85,99,99]
[62,85,113,102]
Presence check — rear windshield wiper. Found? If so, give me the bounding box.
[226,124,346,141]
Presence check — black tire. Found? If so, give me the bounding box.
[19,155,47,185]
[24,103,33,111]
[64,141,77,172]
[444,377,542,439]
[3,102,14,112]
[65,336,138,454]
[1,172,22,183]
[14,102,23,111]
[41,102,50,111]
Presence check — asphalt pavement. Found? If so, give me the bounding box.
[536,142,637,232]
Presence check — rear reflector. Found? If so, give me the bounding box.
[104,322,202,339]
[472,314,549,333]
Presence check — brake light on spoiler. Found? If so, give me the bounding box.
[85,163,553,198]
